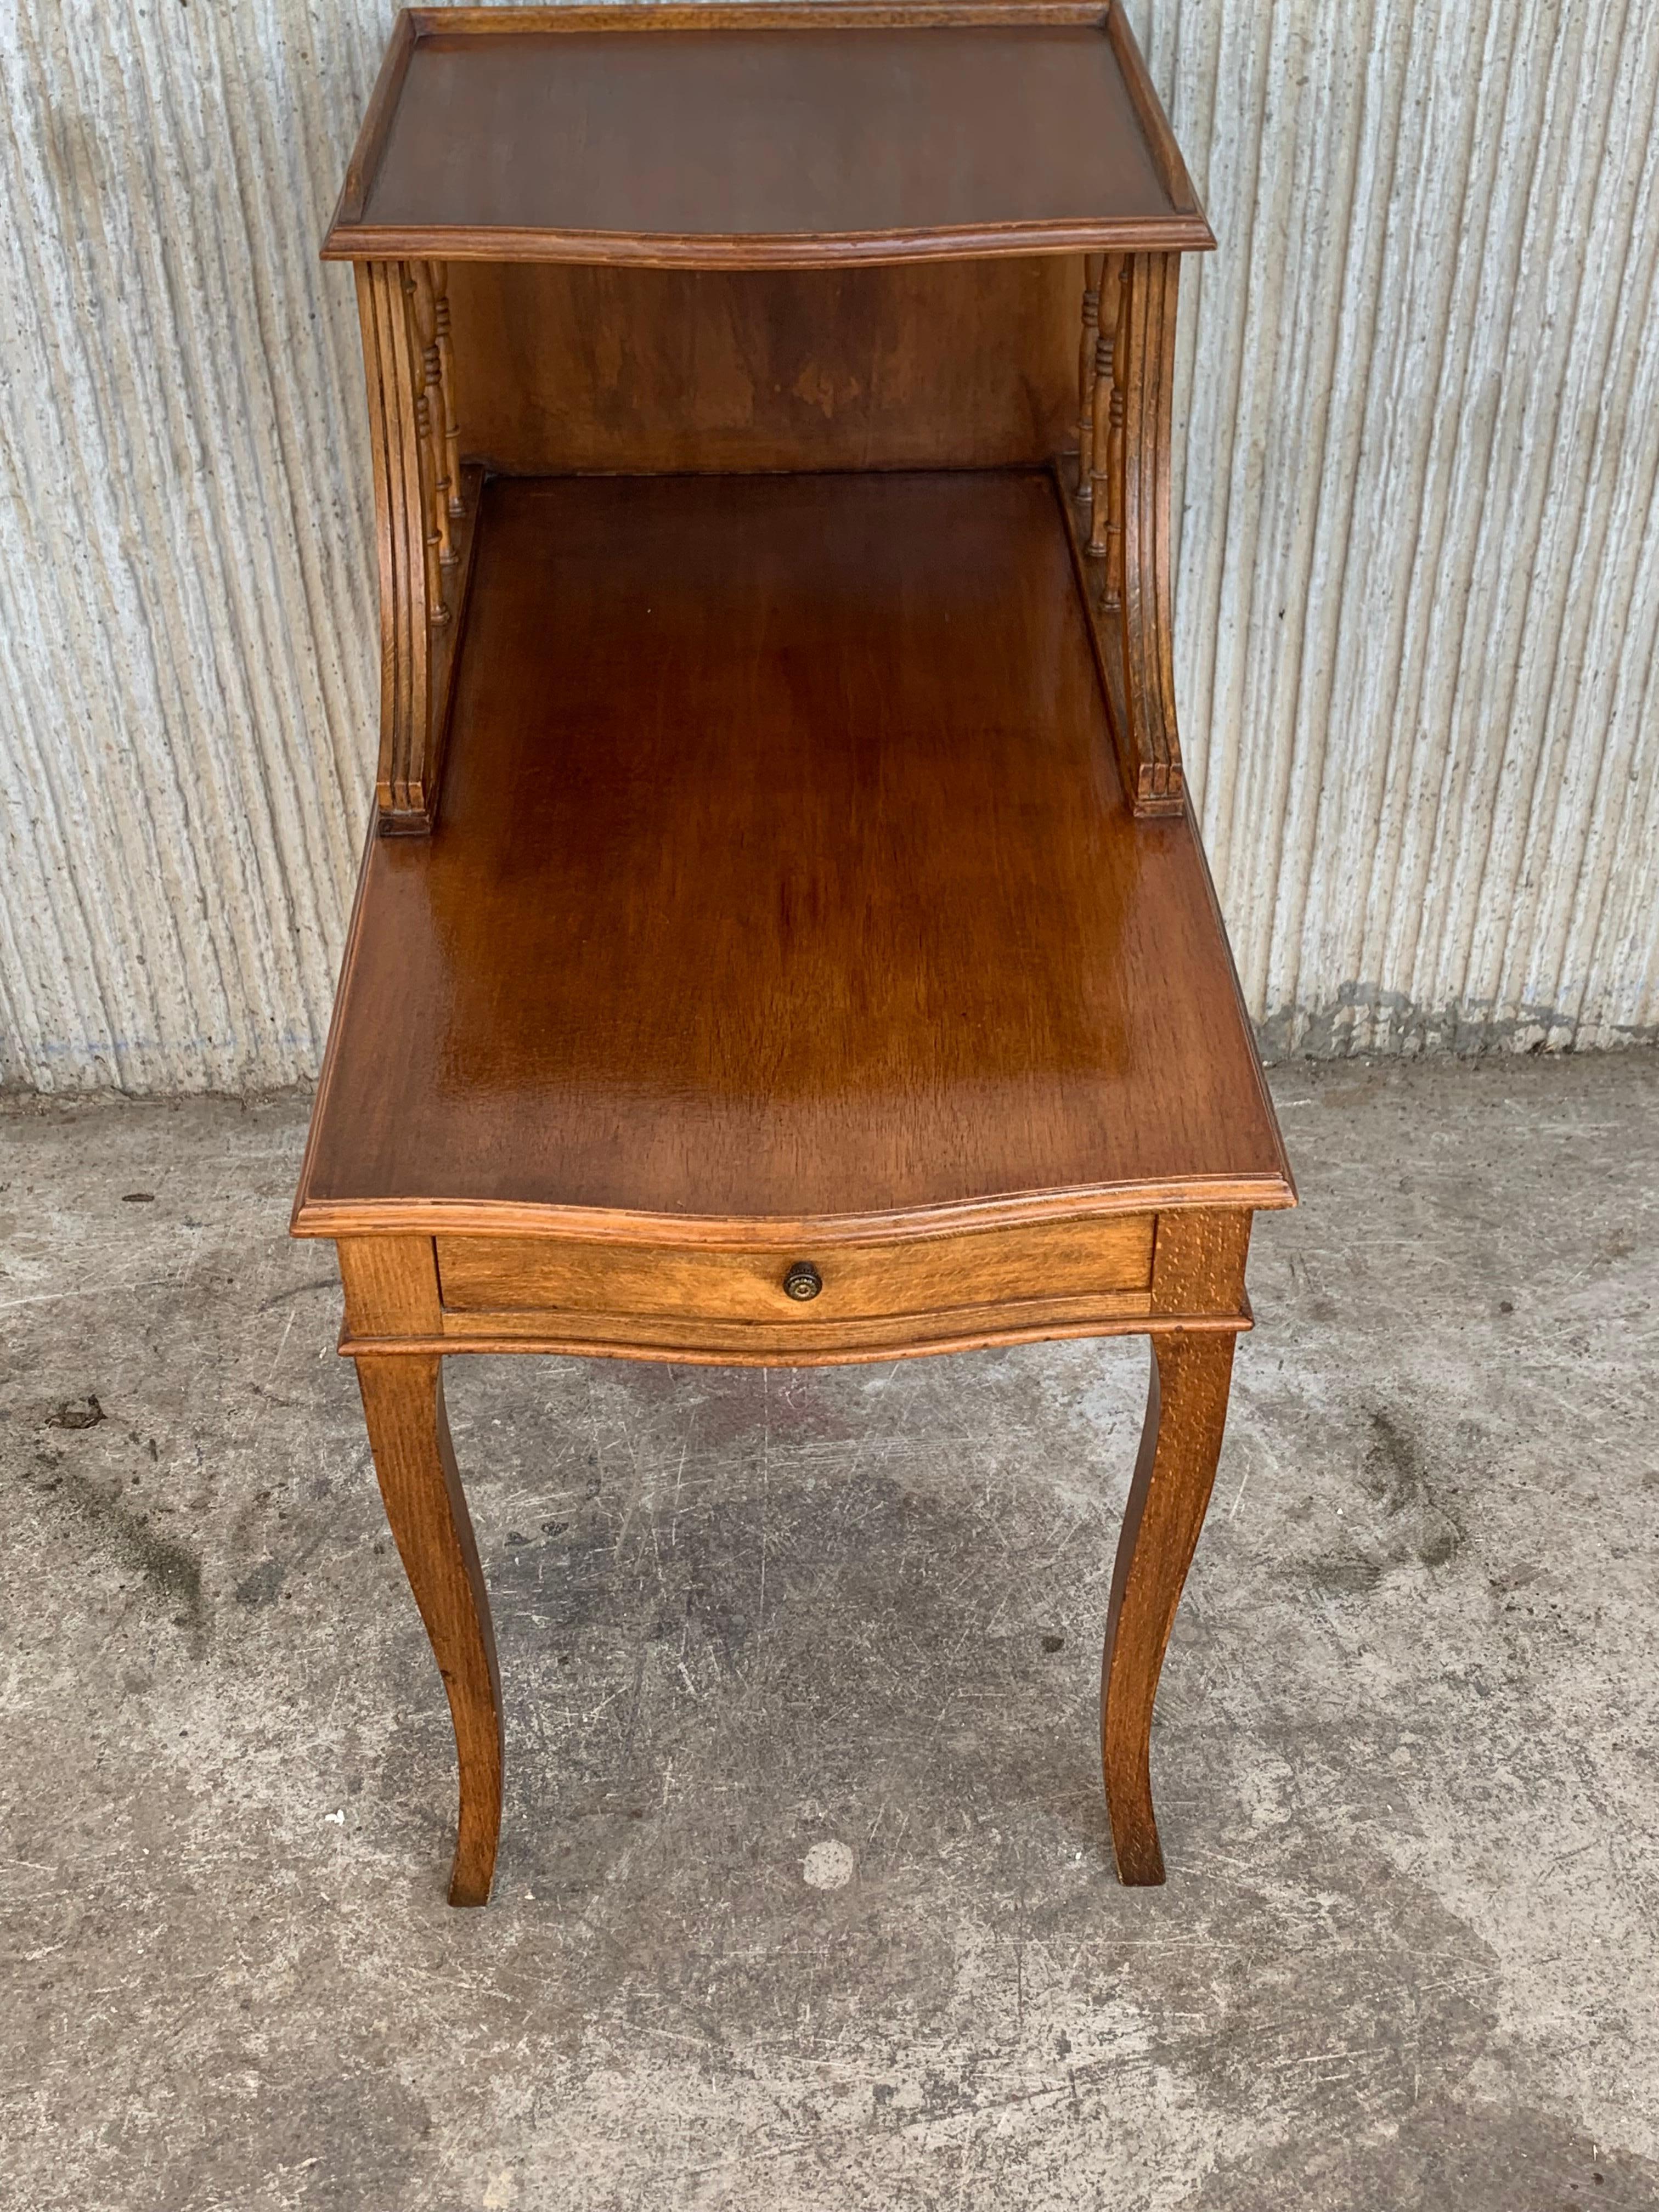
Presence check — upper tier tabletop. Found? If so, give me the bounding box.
[295,468,1290,1242]
[325,4,1212,266]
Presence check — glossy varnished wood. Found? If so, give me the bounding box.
[409,1295,1170,1364]
[329,1206,1262,1367]
[356,1355,502,1903]
[350,1345,503,1904]
[294,471,1291,1243]
[338,1236,502,1902]
[444,258,1081,477]
[1102,1209,1250,1880]
[436,1213,1154,1319]
[1063,252,1187,812]
[300,5,1293,1904]
[424,1212,1158,1363]
[325,4,1214,267]
[1101,1330,1238,1882]
[355,258,482,831]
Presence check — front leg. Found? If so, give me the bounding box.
[355,1354,503,1905]
[1100,1330,1237,1883]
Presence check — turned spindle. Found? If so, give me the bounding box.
[401,273,449,627]
[409,265,455,583]
[1101,261,1131,614]
[1087,260,1116,560]
[430,260,465,523]
[1077,253,1105,507]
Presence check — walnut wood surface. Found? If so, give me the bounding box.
[356,260,482,830]
[324,4,1214,266]
[353,1351,503,1905]
[1103,1,1202,219]
[337,10,416,228]
[408,1297,1169,1362]
[1063,252,1185,812]
[1150,1206,1254,1316]
[294,470,1291,1242]
[336,1232,442,1335]
[413,1214,1163,1362]
[437,1214,1154,1318]
[331,1209,1256,1368]
[304,7,1290,1903]
[444,258,1081,476]
[1101,1325,1238,1883]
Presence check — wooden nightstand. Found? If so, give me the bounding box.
[294,3,1295,1905]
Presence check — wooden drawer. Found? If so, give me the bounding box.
[436,1215,1155,1327]
[335,1209,1250,1365]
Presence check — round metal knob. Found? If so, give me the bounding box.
[783,1261,822,1302]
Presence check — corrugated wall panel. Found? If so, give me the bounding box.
[1146,0,1659,1055]
[1,0,1655,1089]
[0,0,391,1090]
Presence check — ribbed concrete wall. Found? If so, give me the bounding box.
[2,2,1656,1090]
[1150,0,1659,1057]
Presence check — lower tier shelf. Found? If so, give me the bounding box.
[295,467,1291,1243]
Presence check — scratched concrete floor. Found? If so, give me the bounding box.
[1,1053,1657,2210]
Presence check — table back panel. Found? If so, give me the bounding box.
[445,256,1081,476]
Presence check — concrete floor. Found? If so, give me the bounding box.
[1,1054,1656,2210]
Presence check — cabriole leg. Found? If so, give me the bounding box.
[1101,1330,1238,1884]
[354,1353,503,1906]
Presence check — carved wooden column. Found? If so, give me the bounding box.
[1069,252,1185,817]
[355,259,482,834]
[1075,251,1105,517]
[430,259,465,529]
[1087,255,1116,560]
[408,262,455,589]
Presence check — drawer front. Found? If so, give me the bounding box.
[436,1214,1155,1326]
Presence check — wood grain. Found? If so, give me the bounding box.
[354,261,482,832]
[435,1215,1154,1319]
[337,10,416,228]
[1150,1208,1253,1317]
[409,1293,1169,1363]
[328,1210,1256,1365]
[299,5,1290,1905]
[1100,1328,1237,1883]
[324,7,1214,266]
[1116,252,1184,808]
[295,471,1292,1239]
[1104,0,1203,219]
[336,1232,441,1335]
[301,1184,1290,1248]
[444,258,1080,476]
[1063,253,1186,814]
[354,1353,503,1906]
[1075,250,1105,515]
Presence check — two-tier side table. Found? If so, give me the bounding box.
[293,3,1295,1905]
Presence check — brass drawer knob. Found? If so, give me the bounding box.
[783,1261,822,1302]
